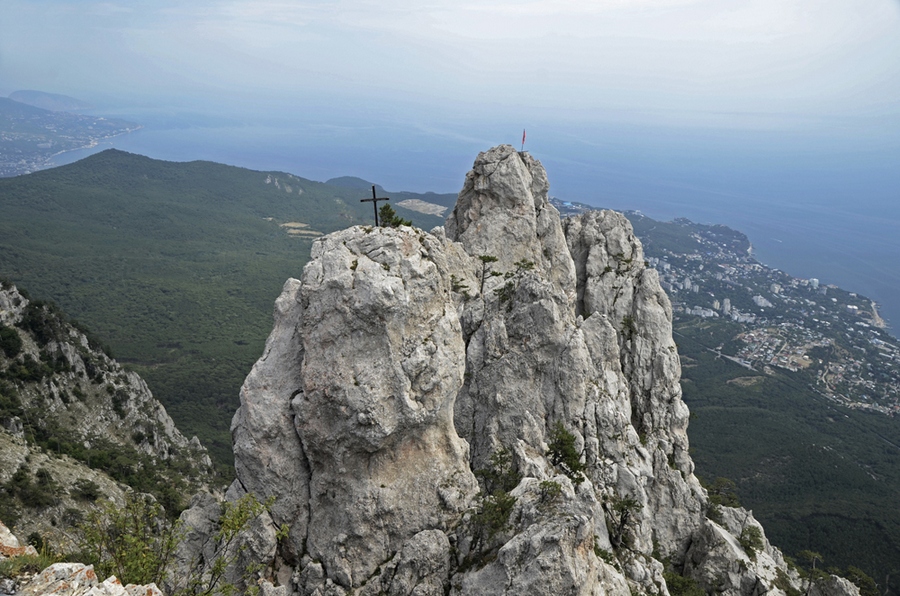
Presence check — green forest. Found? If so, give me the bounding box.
[0,150,445,468]
[677,318,900,594]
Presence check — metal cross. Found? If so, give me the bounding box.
[360,185,390,226]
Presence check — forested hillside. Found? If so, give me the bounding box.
[0,150,446,467]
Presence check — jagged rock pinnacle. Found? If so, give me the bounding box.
[177,146,856,596]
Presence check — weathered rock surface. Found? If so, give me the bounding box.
[179,145,852,596]
[227,225,479,592]
[809,575,863,596]
[16,563,163,596]
[0,283,212,545]
[0,520,36,558]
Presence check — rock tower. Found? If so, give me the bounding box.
[180,145,852,596]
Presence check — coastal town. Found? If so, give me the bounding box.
[629,212,900,416]
[549,199,900,417]
[0,98,138,177]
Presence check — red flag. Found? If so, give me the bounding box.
[521,129,526,150]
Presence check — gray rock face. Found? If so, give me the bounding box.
[451,476,630,596]
[564,209,703,557]
[231,278,310,559]
[446,145,575,302]
[16,563,163,596]
[809,576,862,596]
[231,225,478,591]
[186,145,829,596]
[0,283,211,545]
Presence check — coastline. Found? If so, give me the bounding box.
[0,125,145,177]
[872,301,887,329]
[43,125,143,168]
[8,118,897,340]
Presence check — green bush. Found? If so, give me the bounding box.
[26,532,45,551]
[18,301,67,345]
[0,382,23,419]
[594,541,616,565]
[4,464,56,509]
[493,281,516,304]
[111,389,128,419]
[79,493,181,586]
[548,422,586,484]
[663,571,705,596]
[703,476,741,508]
[842,566,879,596]
[470,448,522,553]
[473,491,517,541]
[71,479,101,502]
[739,526,764,560]
[4,354,51,382]
[378,204,411,228]
[62,507,83,525]
[0,325,22,358]
[539,480,562,504]
[0,495,19,528]
[604,495,642,549]
[78,492,270,595]
[774,568,803,596]
[474,448,521,495]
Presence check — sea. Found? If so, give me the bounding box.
[49,105,900,337]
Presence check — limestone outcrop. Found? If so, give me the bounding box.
[0,284,210,468]
[15,563,163,596]
[0,283,212,546]
[180,145,853,596]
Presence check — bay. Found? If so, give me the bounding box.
[49,109,900,336]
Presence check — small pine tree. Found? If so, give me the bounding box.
[548,421,586,483]
[378,204,411,228]
[843,566,879,596]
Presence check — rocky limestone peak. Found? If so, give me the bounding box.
[445,144,575,304]
[231,226,479,591]
[187,147,857,596]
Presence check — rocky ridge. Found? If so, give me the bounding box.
[0,283,212,544]
[180,145,856,596]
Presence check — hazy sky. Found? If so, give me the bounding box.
[3,1,900,326]
[3,0,900,131]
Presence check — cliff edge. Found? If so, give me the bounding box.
[183,145,854,596]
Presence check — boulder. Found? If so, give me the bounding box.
[17,563,163,596]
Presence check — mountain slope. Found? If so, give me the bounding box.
[0,281,211,544]
[174,145,831,596]
[0,150,453,467]
[8,90,92,112]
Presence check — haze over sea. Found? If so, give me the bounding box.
[5,0,899,335]
[50,101,900,337]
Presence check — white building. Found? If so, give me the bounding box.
[753,295,773,308]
